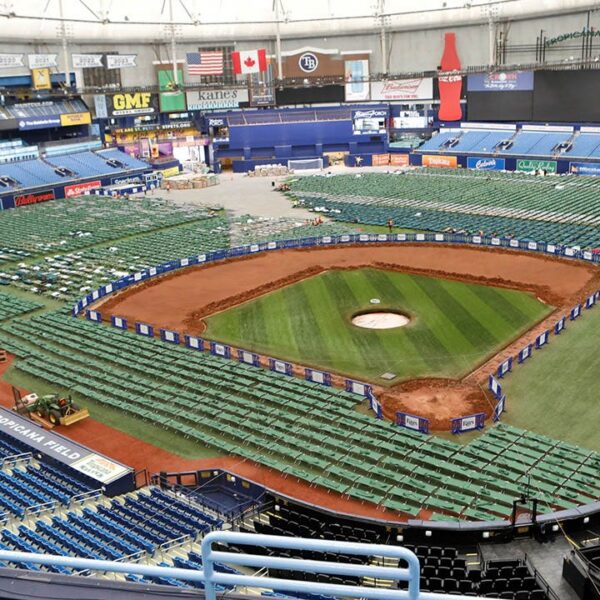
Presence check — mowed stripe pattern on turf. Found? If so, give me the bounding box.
[204,268,552,382]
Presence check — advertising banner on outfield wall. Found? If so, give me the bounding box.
[186,88,249,111]
[64,180,101,198]
[517,159,557,173]
[570,162,600,176]
[467,71,534,92]
[18,116,61,130]
[390,154,409,166]
[371,78,433,101]
[422,154,458,168]
[467,157,506,170]
[14,190,55,207]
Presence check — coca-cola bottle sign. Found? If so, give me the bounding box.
[438,32,462,121]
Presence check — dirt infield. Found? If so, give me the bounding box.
[96,244,599,430]
[380,379,496,430]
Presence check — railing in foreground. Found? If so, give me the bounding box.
[0,531,487,600]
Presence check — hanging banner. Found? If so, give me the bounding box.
[107,54,137,69]
[186,88,249,111]
[28,54,58,69]
[94,94,109,119]
[344,59,370,102]
[31,68,52,91]
[467,71,534,92]
[157,67,186,113]
[0,53,24,68]
[72,54,104,68]
[371,78,433,101]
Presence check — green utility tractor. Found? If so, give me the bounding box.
[13,388,89,427]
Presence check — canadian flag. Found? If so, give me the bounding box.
[232,49,267,75]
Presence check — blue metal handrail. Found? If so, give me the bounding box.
[0,531,487,600]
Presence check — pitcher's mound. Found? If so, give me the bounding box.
[380,378,494,431]
[352,311,410,329]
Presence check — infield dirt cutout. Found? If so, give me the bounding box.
[96,243,600,431]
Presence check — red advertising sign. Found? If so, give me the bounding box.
[438,32,462,121]
[64,180,101,198]
[14,190,55,207]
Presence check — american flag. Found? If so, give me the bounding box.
[186,51,224,76]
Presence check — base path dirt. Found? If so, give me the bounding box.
[380,379,496,430]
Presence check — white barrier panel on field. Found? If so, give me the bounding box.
[181,258,189,267]
[527,241,538,250]
[184,335,204,351]
[322,236,332,244]
[509,239,519,248]
[518,343,532,363]
[267,241,277,250]
[491,238,501,246]
[397,234,407,241]
[488,374,502,399]
[198,254,206,263]
[415,233,425,241]
[250,244,259,253]
[377,234,387,242]
[86,310,102,322]
[435,234,444,242]
[535,330,549,348]
[472,236,482,244]
[269,358,292,376]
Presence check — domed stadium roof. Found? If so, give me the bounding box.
[0,0,594,43]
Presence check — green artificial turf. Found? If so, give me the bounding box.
[204,268,552,384]
[501,306,600,452]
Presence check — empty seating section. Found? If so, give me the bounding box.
[46,151,122,178]
[416,131,457,152]
[0,147,147,192]
[291,169,600,248]
[0,477,225,586]
[417,128,600,158]
[224,108,353,126]
[247,503,551,598]
[0,311,598,522]
[500,132,546,155]
[0,293,42,321]
[565,133,600,158]
[6,99,87,119]
[525,132,571,156]
[97,148,149,170]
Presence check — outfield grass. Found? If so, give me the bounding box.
[204,268,552,383]
[501,307,600,452]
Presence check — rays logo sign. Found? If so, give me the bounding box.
[299,52,319,73]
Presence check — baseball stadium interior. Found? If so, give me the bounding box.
[0,1,600,599]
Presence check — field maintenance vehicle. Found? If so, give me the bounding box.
[13,387,89,427]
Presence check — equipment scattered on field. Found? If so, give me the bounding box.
[12,387,89,427]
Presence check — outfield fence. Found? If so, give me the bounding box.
[74,232,600,433]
